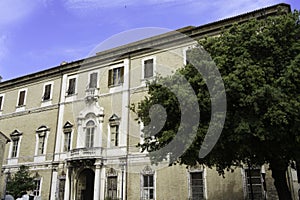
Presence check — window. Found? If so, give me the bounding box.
[67,77,76,95]
[111,125,119,146]
[63,121,73,152]
[185,48,193,65]
[89,72,98,89]
[143,59,154,79]
[36,126,49,155]
[43,84,52,101]
[107,176,118,199]
[109,114,121,147]
[10,129,22,158]
[0,95,4,110]
[11,139,19,158]
[33,179,41,197]
[190,172,204,200]
[17,90,26,106]
[245,168,265,200]
[141,166,155,200]
[38,135,46,155]
[86,121,95,148]
[106,168,118,199]
[108,67,124,87]
[58,177,66,199]
[64,131,72,152]
[142,175,154,200]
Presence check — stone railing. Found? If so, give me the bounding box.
[67,147,103,160]
[85,88,99,102]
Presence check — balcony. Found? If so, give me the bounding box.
[85,88,99,103]
[67,147,103,161]
[66,146,127,161]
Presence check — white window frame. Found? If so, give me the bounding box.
[42,82,53,101]
[34,126,49,162]
[41,81,54,107]
[140,166,156,200]
[33,177,42,197]
[8,130,22,165]
[66,75,78,96]
[85,120,95,148]
[183,45,197,66]
[108,114,121,148]
[88,71,99,89]
[142,56,156,81]
[63,121,73,152]
[16,88,27,111]
[0,94,5,115]
[108,63,124,88]
[188,168,207,200]
[242,166,266,200]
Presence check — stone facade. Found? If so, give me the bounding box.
[0,3,298,200]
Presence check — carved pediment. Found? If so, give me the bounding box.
[10,129,22,140]
[109,114,120,122]
[63,121,73,129]
[142,165,154,174]
[36,126,50,137]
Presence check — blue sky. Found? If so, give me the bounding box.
[0,0,299,81]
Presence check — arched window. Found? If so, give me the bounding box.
[86,121,95,148]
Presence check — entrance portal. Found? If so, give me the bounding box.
[76,168,95,200]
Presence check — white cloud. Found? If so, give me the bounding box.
[0,0,50,26]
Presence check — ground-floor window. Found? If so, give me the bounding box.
[141,166,155,200]
[33,179,41,197]
[245,168,265,200]
[190,171,204,200]
[58,177,66,200]
[107,176,118,199]
[142,174,154,200]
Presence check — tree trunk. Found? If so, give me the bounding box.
[271,168,292,200]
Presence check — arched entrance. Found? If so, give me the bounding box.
[76,168,95,200]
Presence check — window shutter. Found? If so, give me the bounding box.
[43,84,51,100]
[144,59,153,78]
[89,73,98,88]
[120,67,124,83]
[67,78,76,95]
[108,69,112,86]
[18,91,25,106]
[0,96,3,110]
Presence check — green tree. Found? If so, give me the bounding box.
[6,165,35,198]
[133,10,300,200]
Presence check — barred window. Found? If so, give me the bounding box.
[190,172,204,200]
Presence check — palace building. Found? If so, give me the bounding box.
[0,3,299,200]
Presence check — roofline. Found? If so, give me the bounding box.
[0,3,291,89]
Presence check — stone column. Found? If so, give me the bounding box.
[100,167,106,200]
[94,163,101,200]
[64,168,70,200]
[50,170,58,200]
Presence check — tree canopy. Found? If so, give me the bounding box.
[6,165,35,198]
[133,9,300,199]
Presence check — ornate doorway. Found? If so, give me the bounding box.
[76,168,95,200]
